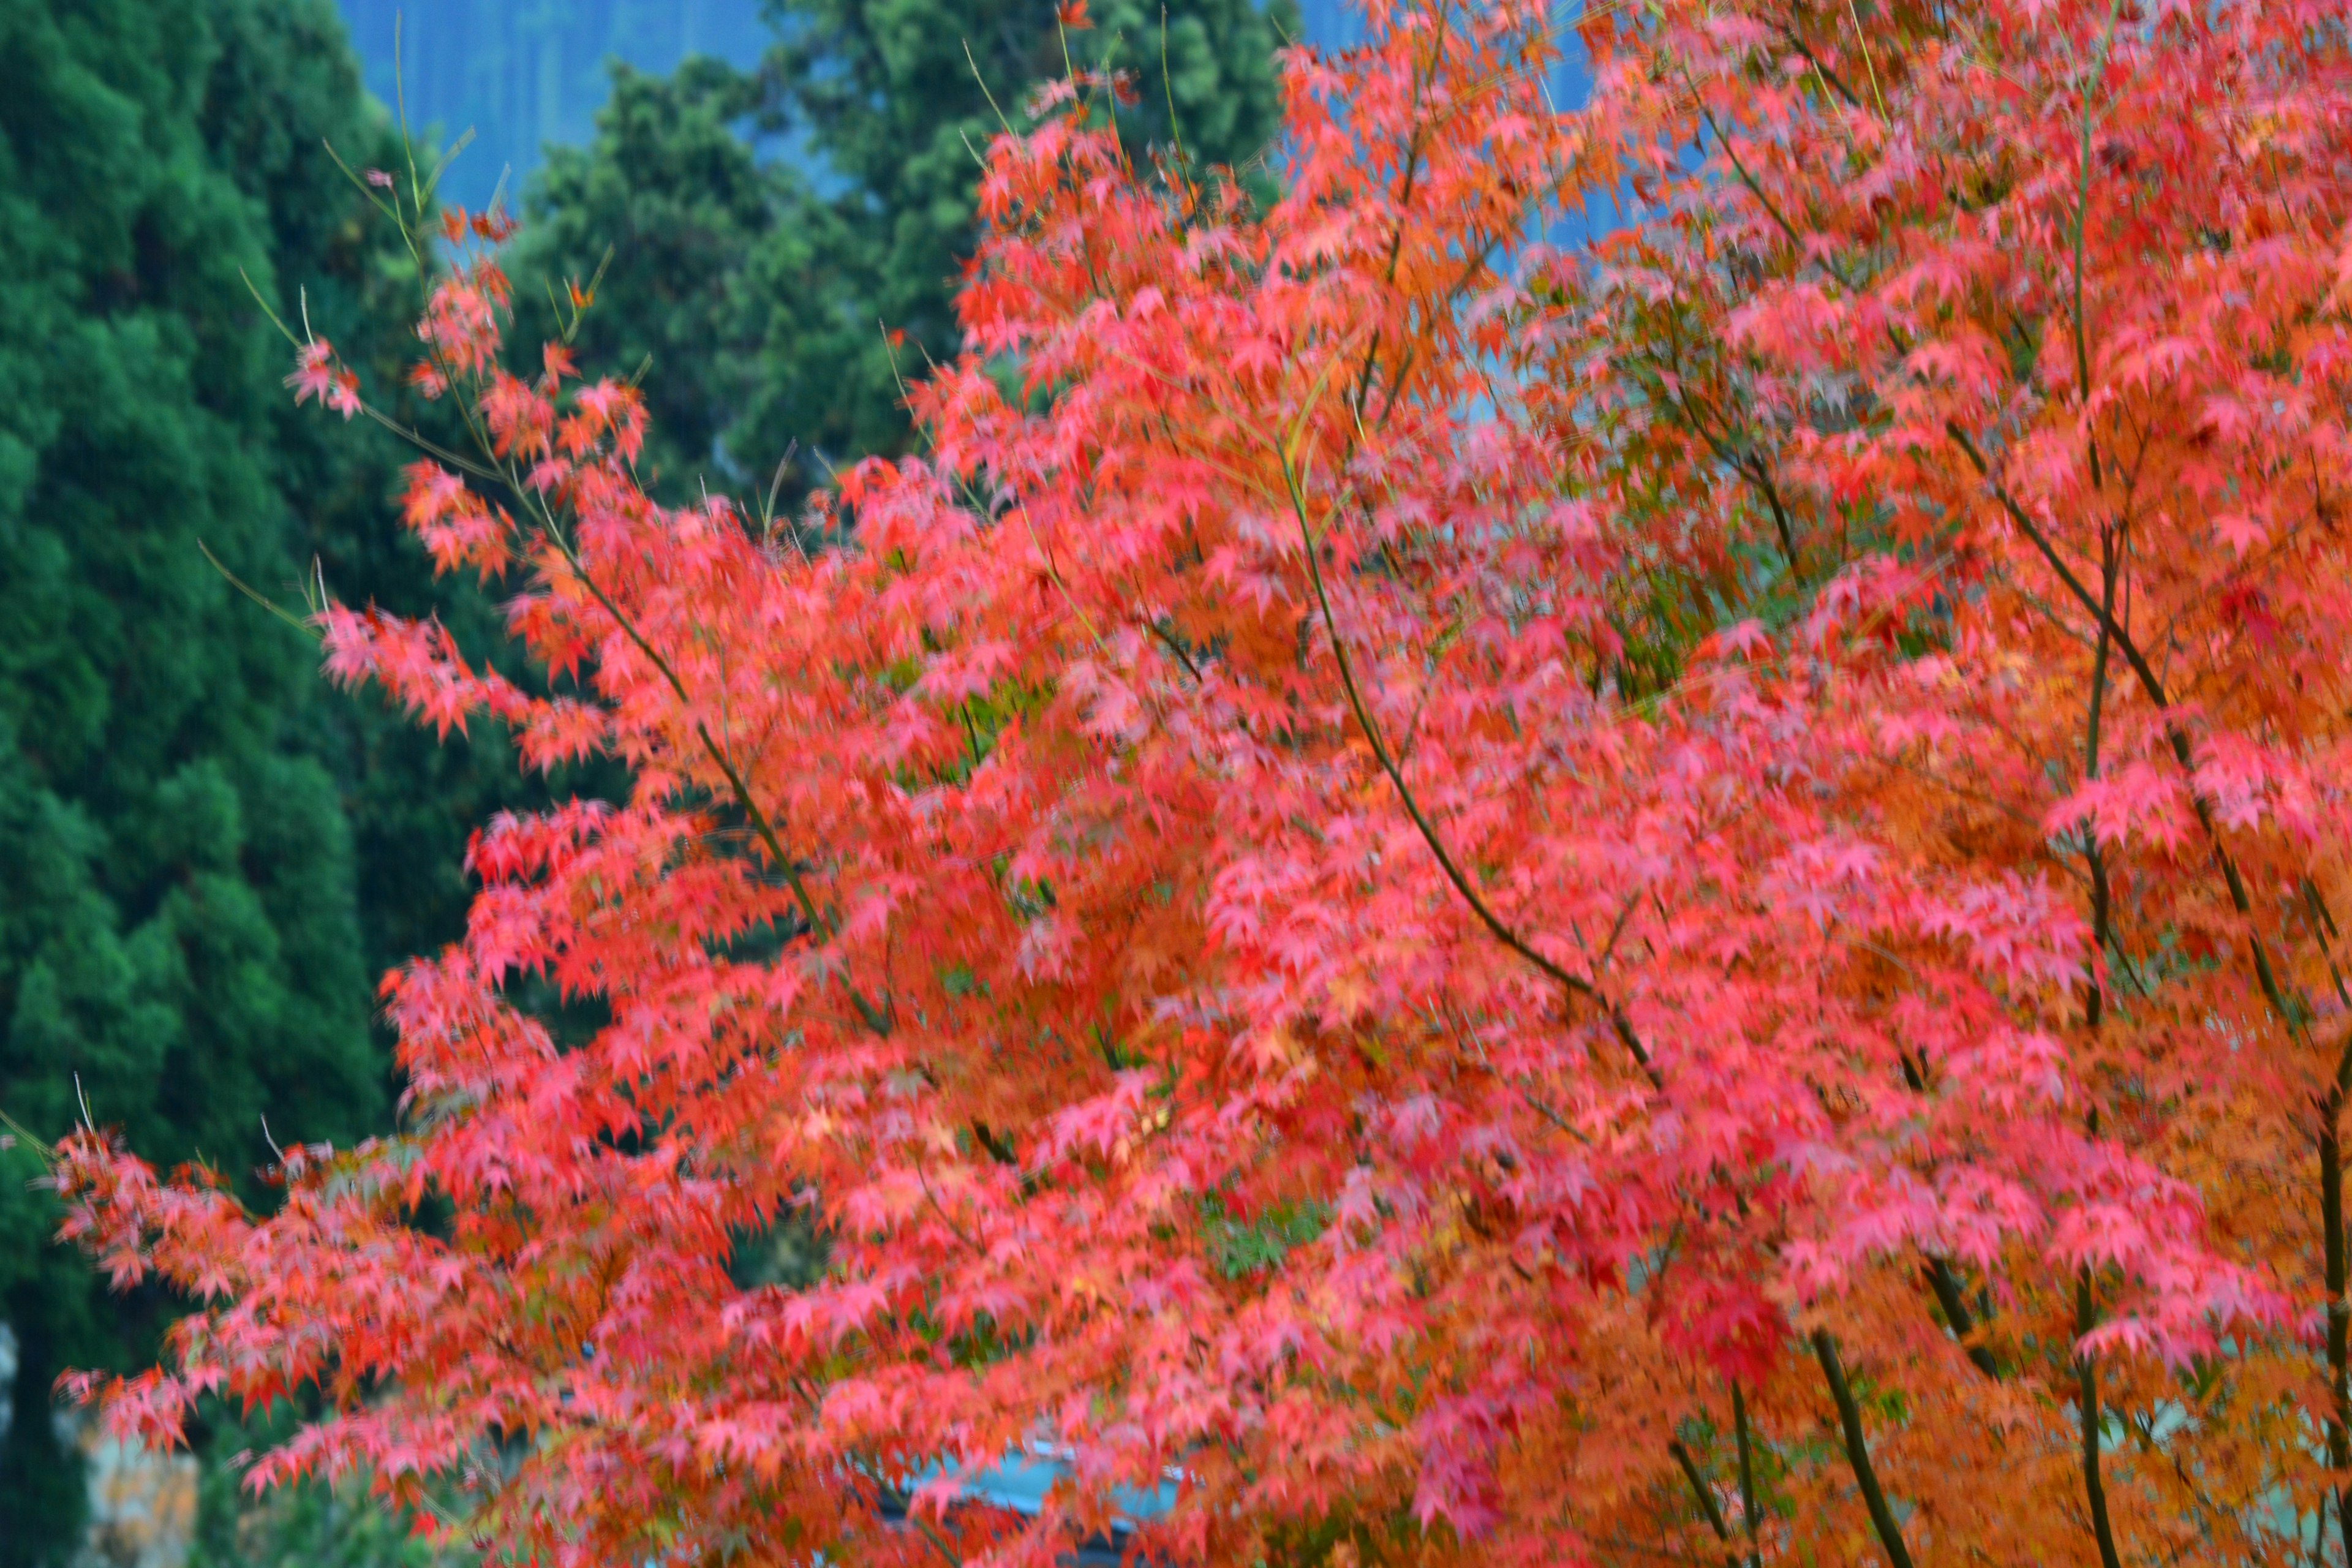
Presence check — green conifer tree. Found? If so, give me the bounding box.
[0,1,474,1555]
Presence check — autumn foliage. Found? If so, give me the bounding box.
[48,0,2352,1561]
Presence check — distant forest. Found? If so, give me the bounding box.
[336,0,775,208]
[334,0,1368,209]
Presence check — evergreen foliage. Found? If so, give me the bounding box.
[509,0,1297,502]
[0,0,483,1554]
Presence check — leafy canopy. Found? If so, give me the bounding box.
[56,1,2352,1565]
[0,0,416,1551]
[507,0,1295,501]
[0,0,551,1553]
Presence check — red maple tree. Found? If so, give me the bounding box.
[51,0,2352,1561]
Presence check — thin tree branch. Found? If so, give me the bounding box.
[1669,1438,1735,1549]
[2078,1267,2124,1568]
[1779,21,1865,109]
[2077,520,2125,1568]
[1281,448,1660,1088]
[1812,1330,1917,1568]
[1923,1257,2002,1379]
[1945,421,2299,1031]
[1732,1382,1762,1568]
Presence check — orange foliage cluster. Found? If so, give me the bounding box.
[51,0,2352,1562]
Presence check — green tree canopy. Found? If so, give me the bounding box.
[0,1,483,1555]
[510,0,1297,502]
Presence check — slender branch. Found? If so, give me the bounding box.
[908,1510,965,1568]
[1812,1330,1917,1568]
[1746,458,1804,578]
[1669,1438,1736,1552]
[1945,421,2299,1029]
[2305,881,2351,1012]
[1840,0,1889,118]
[356,401,506,485]
[1280,449,1660,1088]
[1923,1256,2001,1379]
[915,1159,983,1256]
[2071,0,2125,497]
[0,1106,56,1165]
[1779,22,1865,109]
[2078,1267,2124,1568]
[415,258,890,1037]
[2296,883,2352,1552]
[1145,617,1206,682]
[548,533,816,924]
[2083,520,2118,1033]
[1732,1382,1762,1568]
[1648,370,1803,578]
[2077,530,2125,1568]
[2327,1086,2352,1561]
[1348,0,1452,425]
[1894,1050,2004,1380]
[317,115,914,1063]
[1438,1005,1594,1148]
[971,1121,1019,1167]
[196,540,323,643]
[1695,100,1856,293]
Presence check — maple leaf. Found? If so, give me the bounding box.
[54,4,2352,1565]
[284,340,358,419]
